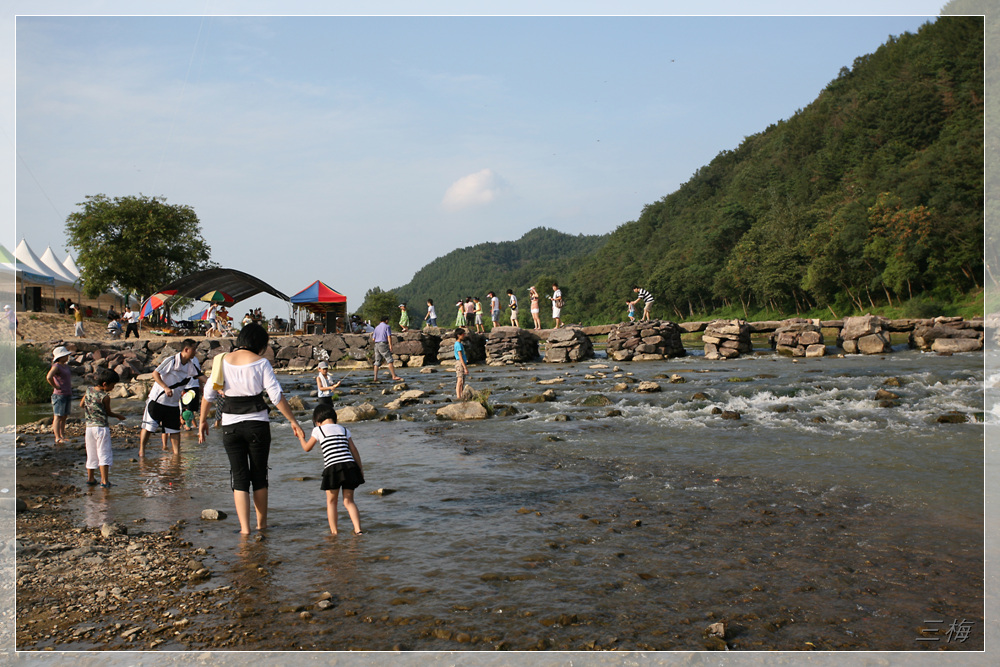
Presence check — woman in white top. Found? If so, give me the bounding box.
[199,323,304,535]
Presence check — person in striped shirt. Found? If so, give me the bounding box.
[299,404,366,535]
[632,286,655,321]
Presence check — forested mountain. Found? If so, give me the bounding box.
[377,16,982,326]
[566,16,983,323]
[391,227,608,316]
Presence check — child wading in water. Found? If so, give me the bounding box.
[299,404,365,535]
[81,368,125,488]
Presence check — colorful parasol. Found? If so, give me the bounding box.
[188,308,212,321]
[139,290,178,318]
[200,290,235,304]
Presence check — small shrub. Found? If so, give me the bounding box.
[16,346,53,405]
[472,388,495,417]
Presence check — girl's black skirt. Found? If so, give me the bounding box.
[321,462,365,491]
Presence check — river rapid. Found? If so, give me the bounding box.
[55,346,985,651]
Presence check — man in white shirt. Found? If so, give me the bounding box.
[123,305,140,339]
[139,339,204,456]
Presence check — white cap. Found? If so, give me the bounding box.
[52,345,71,361]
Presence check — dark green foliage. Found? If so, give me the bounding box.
[15,346,52,405]
[65,194,214,301]
[356,287,400,328]
[392,227,608,324]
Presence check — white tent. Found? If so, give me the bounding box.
[40,246,82,285]
[15,239,73,286]
[63,254,81,279]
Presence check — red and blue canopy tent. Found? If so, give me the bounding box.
[290,280,348,333]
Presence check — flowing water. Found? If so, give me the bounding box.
[41,346,986,650]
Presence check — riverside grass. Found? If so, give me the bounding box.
[15,345,51,405]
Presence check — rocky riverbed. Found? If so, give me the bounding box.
[13,424,271,651]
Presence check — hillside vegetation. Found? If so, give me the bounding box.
[390,227,608,318]
[371,17,983,326]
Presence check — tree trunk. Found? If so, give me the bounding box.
[881,284,893,307]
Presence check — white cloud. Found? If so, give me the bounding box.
[441,168,504,211]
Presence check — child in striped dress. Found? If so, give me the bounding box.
[299,404,365,535]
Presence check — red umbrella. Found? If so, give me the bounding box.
[139,290,178,318]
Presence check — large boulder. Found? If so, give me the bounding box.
[839,315,892,355]
[436,402,489,420]
[337,402,378,423]
[931,337,983,353]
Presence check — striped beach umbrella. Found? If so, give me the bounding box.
[139,290,177,318]
[200,290,235,304]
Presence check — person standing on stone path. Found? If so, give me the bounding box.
[473,296,485,333]
[371,315,403,383]
[455,299,467,327]
[464,297,476,329]
[528,286,542,330]
[632,285,655,321]
[507,289,519,328]
[548,283,564,329]
[398,303,410,332]
[424,299,437,327]
[488,292,501,329]
[199,323,305,536]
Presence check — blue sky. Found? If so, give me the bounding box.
[7,3,949,318]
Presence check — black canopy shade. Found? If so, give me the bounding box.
[157,267,289,304]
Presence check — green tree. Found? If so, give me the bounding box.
[65,194,214,301]
[357,287,400,328]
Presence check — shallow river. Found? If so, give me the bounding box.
[56,346,985,651]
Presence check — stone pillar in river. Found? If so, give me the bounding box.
[606,320,685,361]
[838,314,892,354]
[770,319,826,357]
[702,319,752,360]
[543,326,593,363]
[437,330,487,365]
[486,327,540,365]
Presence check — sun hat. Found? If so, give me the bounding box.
[52,345,71,361]
[2,305,9,311]
[318,361,329,369]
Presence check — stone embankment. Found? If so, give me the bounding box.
[23,312,986,397]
